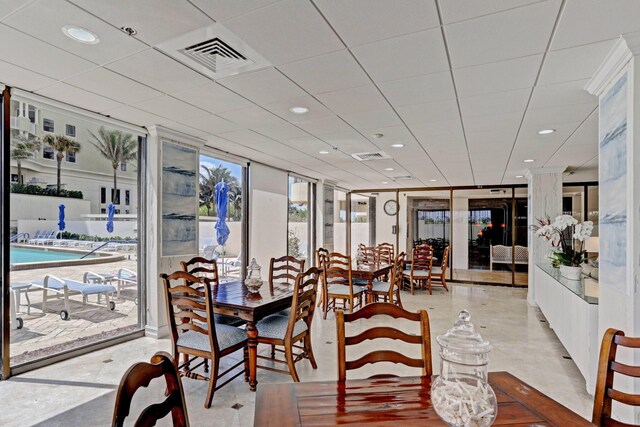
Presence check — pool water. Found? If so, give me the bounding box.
[10,248,90,264]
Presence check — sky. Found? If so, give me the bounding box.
[199,154,243,180]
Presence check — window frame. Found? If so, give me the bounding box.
[42,117,54,132]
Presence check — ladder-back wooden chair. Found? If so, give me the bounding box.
[322,252,364,319]
[112,351,189,427]
[593,328,640,426]
[369,252,405,307]
[256,267,320,382]
[404,243,434,295]
[160,271,248,408]
[336,302,432,381]
[269,255,305,291]
[316,248,329,308]
[359,245,377,265]
[427,246,450,294]
[376,242,395,266]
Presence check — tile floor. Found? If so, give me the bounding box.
[0,283,593,426]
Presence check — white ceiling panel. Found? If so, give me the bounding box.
[0,59,56,90]
[264,96,334,123]
[217,106,287,128]
[106,49,211,94]
[189,0,281,22]
[454,54,542,98]
[316,85,389,115]
[133,95,209,122]
[396,99,460,126]
[223,0,343,65]
[319,132,376,153]
[217,67,306,105]
[295,116,354,137]
[36,82,124,113]
[314,0,438,47]
[351,29,448,83]
[5,0,146,65]
[445,1,560,68]
[64,68,162,105]
[522,103,595,128]
[0,0,32,21]
[467,129,518,150]
[0,23,95,80]
[179,114,243,134]
[537,39,616,85]
[69,0,213,46]
[440,0,543,24]
[102,105,167,128]
[460,88,530,118]
[278,50,370,95]
[463,113,522,133]
[378,72,455,107]
[172,82,253,114]
[251,123,309,140]
[340,109,402,131]
[529,79,595,110]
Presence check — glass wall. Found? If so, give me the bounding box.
[8,94,144,367]
[410,191,450,265]
[288,175,313,262]
[199,153,245,280]
[333,188,348,254]
[350,193,372,255]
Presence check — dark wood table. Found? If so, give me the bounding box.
[254,372,594,426]
[211,280,294,391]
[352,263,392,303]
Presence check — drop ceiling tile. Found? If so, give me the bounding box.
[0,23,95,80]
[133,95,210,122]
[351,29,448,82]
[106,49,211,94]
[36,83,124,113]
[440,0,543,24]
[537,39,617,85]
[217,105,286,127]
[314,0,439,47]
[296,116,354,136]
[251,123,309,140]
[551,0,640,50]
[264,96,334,123]
[396,99,460,126]
[179,114,243,134]
[172,82,253,114]
[340,109,402,131]
[218,67,306,105]
[445,1,560,68]
[102,105,164,127]
[279,50,370,94]
[529,78,595,110]
[68,0,213,46]
[319,132,376,153]
[162,121,209,139]
[463,112,522,133]
[64,68,162,105]
[378,72,455,108]
[5,0,147,65]
[522,103,595,128]
[0,59,56,90]
[0,0,32,20]
[466,129,518,150]
[459,88,530,118]
[454,54,542,98]
[189,0,281,22]
[409,120,465,143]
[316,85,389,115]
[224,0,343,65]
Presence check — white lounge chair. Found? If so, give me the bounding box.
[27,230,44,244]
[84,268,138,301]
[29,275,116,320]
[30,230,56,245]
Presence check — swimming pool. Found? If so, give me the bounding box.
[10,247,89,263]
[9,245,124,271]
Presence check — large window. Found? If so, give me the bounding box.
[288,176,314,262]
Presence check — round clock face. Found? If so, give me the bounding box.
[384,200,398,216]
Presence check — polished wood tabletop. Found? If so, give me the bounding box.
[254,372,594,426]
[351,263,391,278]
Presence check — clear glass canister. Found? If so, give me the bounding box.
[431,309,497,427]
[244,258,263,293]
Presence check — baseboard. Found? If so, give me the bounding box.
[144,324,169,339]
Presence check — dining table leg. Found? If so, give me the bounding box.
[366,277,374,304]
[246,321,258,391]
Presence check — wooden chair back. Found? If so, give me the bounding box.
[288,267,320,335]
[411,243,433,273]
[112,351,189,427]
[336,302,432,381]
[388,252,406,301]
[593,328,640,426]
[180,256,220,283]
[160,271,220,355]
[377,243,395,265]
[440,246,450,273]
[360,246,377,265]
[269,255,305,290]
[325,252,352,286]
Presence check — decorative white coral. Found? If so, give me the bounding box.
[432,379,496,427]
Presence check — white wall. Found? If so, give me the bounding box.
[199,219,242,256]
[375,192,397,247]
[11,193,90,222]
[17,219,137,238]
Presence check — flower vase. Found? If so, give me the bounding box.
[559,265,582,280]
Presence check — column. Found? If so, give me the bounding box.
[526,168,564,307]
[452,196,469,271]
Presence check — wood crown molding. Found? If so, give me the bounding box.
[586,32,640,96]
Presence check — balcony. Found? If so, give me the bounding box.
[10,116,37,134]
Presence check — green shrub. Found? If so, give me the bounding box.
[11,184,83,199]
[59,231,136,242]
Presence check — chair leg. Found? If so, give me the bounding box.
[204,359,209,373]
[304,334,318,369]
[204,357,219,409]
[323,297,329,320]
[243,346,249,382]
[395,289,403,308]
[270,344,276,359]
[285,344,300,382]
[427,277,432,295]
[442,275,449,291]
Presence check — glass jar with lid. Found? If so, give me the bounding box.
[431,309,497,427]
[244,258,263,293]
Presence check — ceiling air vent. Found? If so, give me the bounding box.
[351,151,392,161]
[157,24,270,80]
[394,176,414,181]
[489,189,507,194]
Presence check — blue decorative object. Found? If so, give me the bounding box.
[58,204,65,231]
[107,203,115,233]
[215,181,230,246]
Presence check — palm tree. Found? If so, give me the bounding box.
[199,164,241,217]
[90,126,137,203]
[11,134,41,184]
[43,134,81,194]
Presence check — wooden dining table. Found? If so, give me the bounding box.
[352,263,392,303]
[211,280,294,391]
[254,372,594,426]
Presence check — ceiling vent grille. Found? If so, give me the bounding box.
[157,24,270,80]
[351,151,392,161]
[393,175,414,181]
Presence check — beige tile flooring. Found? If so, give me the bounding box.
[0,283,593,426]
[453,268,529,286]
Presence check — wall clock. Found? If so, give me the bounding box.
[384,199,398,216]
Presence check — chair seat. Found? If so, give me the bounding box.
[328,284,365,296]
[275,308,291,317]
[370,281,391,293]
[403,269,430,278]
[177,324,247,353]
[352,278,369,285]
[215,314,246,327]
[257,314,307,340]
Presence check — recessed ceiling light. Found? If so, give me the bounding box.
[515,175,524,178]
[318,150,329,154]
[385,167,394,171]
[523,159,535,163]
[290,106,309,114]
[381,181,389,184]
[430,179,437,182]
[391,143,404,148]
[62,25,100,44]
[538,129,555,135]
